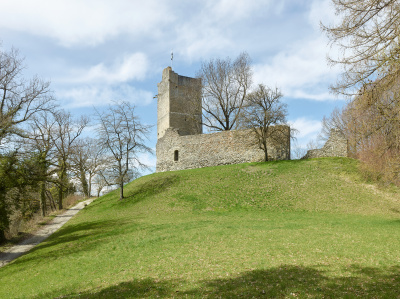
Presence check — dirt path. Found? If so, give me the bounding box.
[0,198,94,268]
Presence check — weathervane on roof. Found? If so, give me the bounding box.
[171,51,173,69]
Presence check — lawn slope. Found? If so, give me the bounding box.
[1,157,400,298]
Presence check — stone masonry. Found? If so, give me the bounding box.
[303,129,348,159]
[157,67,202,139]
[157,127,291,172]
[156,67,291,172]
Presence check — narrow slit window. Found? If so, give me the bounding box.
[174,150,179,161]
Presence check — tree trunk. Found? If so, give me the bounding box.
[88,174,92,198]
[0,194,9,243]
[46,190,57,211]
[263,141,269,162]
[0,229,6,244]
[58,187,63,210]
[120,183,124,200]
[79,165,89,197]
[40,182,46,217]
[58,168,67,210]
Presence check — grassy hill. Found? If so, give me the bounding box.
[1,157,400,298]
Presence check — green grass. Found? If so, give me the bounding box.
[1,157,400,298]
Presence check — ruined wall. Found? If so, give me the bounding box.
[157,67,202,139]
[303,129,348,159]
[156,67,291,172]
[156,126,290,172]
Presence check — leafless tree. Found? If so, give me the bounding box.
[318,107,347,142]
[322,0,400,96]
[240,84,289,161]
[96,102,152,200]
[52,110,88,209]
[291,141,308,160]
[25,111,58,216]
[70,138,105,197]
[197,52,252,131]
[323,1,400,184]
[93,173,108,197]
[0,44,54,237]
[0,44,54,145]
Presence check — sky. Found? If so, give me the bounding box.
[0,0,346,171]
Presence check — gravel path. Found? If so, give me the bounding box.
[0,198,94,268]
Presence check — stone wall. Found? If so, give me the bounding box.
[157,67,202,140]
[156,126,290,172]
[303,129,348,159]
[156,67,291,172]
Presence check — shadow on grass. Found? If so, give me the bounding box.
[122,174,180,205]
[50,264,400,298]
[9,219,133,268]
[190,265,400,298]
[56,279,176,298]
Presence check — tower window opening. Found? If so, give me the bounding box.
[174,150,179,161]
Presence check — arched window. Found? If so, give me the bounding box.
[174,150,179,161]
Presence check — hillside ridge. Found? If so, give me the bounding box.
[1,157,400,298]
[123,157,400,217]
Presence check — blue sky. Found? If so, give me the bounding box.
[0,0,345,169]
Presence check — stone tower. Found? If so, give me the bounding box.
[157,67,202,139]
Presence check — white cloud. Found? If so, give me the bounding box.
[253,35,341,101]
[250,0,346,102]
[290,117,321,139]
[174,0,275,60]
[58,84,153,108]
[77,53,149,84]
[289,117,322,156]
[208,0,273,21]
[290,90,338,102]
[309,0,337,30]
[137,151,156,169]
[176,26,233,61]
[0,0,173,47]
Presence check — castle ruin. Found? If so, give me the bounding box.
[303,129,348,159]
[156,67,291,172]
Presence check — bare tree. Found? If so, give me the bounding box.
[71,140,89,197]
[25,111,58,216]
[240,84,289,161]
[0,44,55,241]
[318,107,347,142]
[323,1,400,184]
[93,172,108,197]
[291,141,308,160]
[0,44,53,239]
[0,44,54,144]
[70,138,105,197]
[52,111,88,209]
[197,52,252,131]
[322,0,400,96]
[96,102,152,200]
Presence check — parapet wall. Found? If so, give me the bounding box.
[303,129,348,159]
[156,126,290,172]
